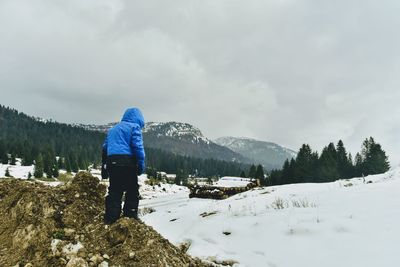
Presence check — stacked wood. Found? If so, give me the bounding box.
[188,182,257,200]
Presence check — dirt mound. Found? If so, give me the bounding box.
[0,172,212,267]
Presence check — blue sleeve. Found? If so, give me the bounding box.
[131,125,145,171]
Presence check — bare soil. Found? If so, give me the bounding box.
[0,172,212,267]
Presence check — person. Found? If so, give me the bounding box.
[101,107,145,224]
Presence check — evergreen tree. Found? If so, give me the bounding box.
[10,154,16,165]
[5,167,11,177]
[361,137,390,175]
[43,152,53,177]
[28,172,32,180]
[354,152,363,176]
[52,163,59,178]
[34,154,44,178]
[69,154,79,173]
[317,143,339,182]
[294,144,315,183]
[65,157,72,173]
[57,157,64,170]
[336,140,351,178]
[255,164,265,185]
[240,170,246,178]
[0,141,8,164]
[248,165,257,178]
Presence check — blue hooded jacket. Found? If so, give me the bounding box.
[103,108,145,173]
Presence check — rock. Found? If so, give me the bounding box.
[24,264,33,267]
[98,261,109,267]
[89,254,103,264]
[75,193,80,198]
[64,228,76,237]
[66,257,88,267]
[102,254,110,260]
[129,251,135,259]
[147,239,155,246]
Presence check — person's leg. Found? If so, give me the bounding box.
[104,166,124,224]
[122,166,139,219]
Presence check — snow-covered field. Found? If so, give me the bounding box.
[0,161,34,179]
[141,167,400,267]
[2,161,400,266]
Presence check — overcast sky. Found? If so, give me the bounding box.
[1,0,399,164]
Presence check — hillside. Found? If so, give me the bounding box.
[141,167,400,266]
[0,105,250,177]
[0,172,211,266]
[143,122,249,163]
[215,137,297,170]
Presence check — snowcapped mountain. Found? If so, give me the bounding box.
[73,122,117,132]
[143,122,248,163]
[215,136,297,170]
[143,122,211,144]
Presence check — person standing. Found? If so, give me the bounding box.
[101,107,145,224]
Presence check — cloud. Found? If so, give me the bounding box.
[0,0,399,164]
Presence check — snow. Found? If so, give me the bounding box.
[214,177,253,188]
[144,121,211,144]
[140,168,400,267]
[3,160,400,266]
[0,161,34,179]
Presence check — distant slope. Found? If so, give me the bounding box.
[215,137,297,170]
[142,122,248,163]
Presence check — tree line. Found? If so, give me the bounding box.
[268,138,390,186]
[0,105,256,178]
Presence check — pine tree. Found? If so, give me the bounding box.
[10,154,16,165]
[317,143,339,182]
[294,144,315,183]
[34,154,44,178]
[5,167,11,177]
[248,165,256,178]
[0,141,8,164]
[57,157,64,170]
[52,163,59,178]
[69,154,79,173]
[240,170,246,178]
[354,152,363,176]
[65,157,72,173]
[336,140,351,179]
[255,164,265,185]
[361,137,390,175]
[28,172,32,180]
[43,152,53,177]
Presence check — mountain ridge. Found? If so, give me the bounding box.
[215,136,297,170]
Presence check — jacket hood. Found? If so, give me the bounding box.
[121,108,145,128]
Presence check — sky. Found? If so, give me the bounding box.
[1,0,399,164]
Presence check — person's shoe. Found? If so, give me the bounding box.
[123,209,141,222]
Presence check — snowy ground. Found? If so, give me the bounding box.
[140,167,400,267]
[3,161,400,266]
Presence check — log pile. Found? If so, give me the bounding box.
[189,182,258,200]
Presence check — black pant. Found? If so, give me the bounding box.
[104,166,139,224]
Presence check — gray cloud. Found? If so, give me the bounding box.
[1,0,399,164]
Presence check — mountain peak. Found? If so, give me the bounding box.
[215,136,297,169]
[144,121,210,144]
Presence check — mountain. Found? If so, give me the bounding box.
[142,122,248,163]
[81,121,297,169]
[0,105,250,177]
[214,137,297,170]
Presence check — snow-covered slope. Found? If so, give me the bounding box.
[144,121,211,144]
[215,136,297,170]
[140,167,400,267]
[143,122,249,162]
